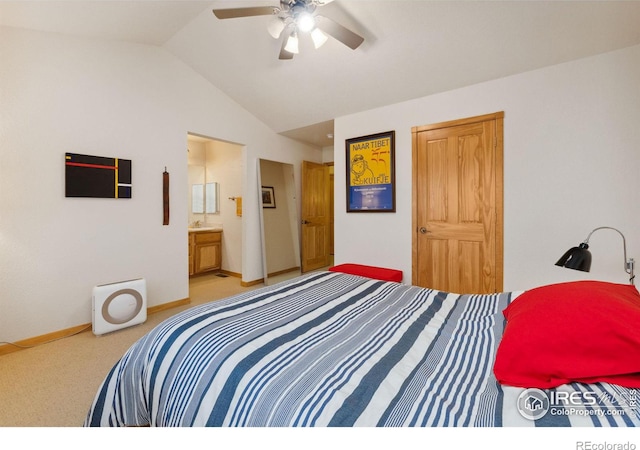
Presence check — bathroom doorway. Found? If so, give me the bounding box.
[187,133,244,296]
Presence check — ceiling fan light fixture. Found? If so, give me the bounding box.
[311,28,328,49]
[213,1,364,60]
[296,11,316,33]
[284,32,299,54]
[267,17,286,39]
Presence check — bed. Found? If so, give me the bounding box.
[84,270,640,427]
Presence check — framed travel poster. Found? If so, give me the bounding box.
[346,130,395,212]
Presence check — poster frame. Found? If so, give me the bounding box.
[345,130,396,213]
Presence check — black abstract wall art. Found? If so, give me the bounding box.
[65,153,132,199]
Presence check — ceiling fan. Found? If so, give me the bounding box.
[212,0,364,60]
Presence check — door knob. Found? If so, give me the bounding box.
[419,227,428,234]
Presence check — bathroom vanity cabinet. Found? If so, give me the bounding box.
[189,229,222,276]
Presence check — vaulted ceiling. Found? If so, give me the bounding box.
[3,1,640,147]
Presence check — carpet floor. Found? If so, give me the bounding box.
[0,274,257,427]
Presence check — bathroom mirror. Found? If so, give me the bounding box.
[205,182,219,213]
[192,182,219,214]
[257,159,301,285]
[192,184,204,213]
[188,136,220,219]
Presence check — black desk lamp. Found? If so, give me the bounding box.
[555,226,635,285]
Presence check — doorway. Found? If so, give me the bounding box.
[300,161,333,273]
[257,158,302,285]
[412,112,504,294]
[187,133,244,294]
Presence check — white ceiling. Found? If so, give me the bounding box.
[3,0,640,147]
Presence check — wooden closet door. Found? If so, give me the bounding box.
[412,112,503,294]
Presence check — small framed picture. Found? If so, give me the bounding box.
[261,186,276,208]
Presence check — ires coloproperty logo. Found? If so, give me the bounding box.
[517,388,550,420]
[516,388,637,420]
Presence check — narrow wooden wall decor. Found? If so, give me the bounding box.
[163,167,170,225]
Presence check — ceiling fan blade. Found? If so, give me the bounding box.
[279,37,294,60]
[212,6,277,20]
[316,16,364,50]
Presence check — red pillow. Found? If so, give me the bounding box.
[494,280,640,388]
[328,264,403,283]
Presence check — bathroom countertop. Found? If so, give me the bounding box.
[188,227,222,233]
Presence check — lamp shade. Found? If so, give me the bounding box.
[555,242,592,272]
[311,28,328,49]
[284,32,299,54]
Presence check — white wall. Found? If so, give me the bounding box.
[0,27,321,342]
[334,44,640,292]
[322,145,335,164]
[207,140,244,275]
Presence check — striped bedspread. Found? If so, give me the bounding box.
[84,271,639,427]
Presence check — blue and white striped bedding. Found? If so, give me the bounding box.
[84,271,639,427]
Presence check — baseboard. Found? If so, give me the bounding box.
[0,297,191,357]
[147,297,190,315]
[0,323,92,357]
